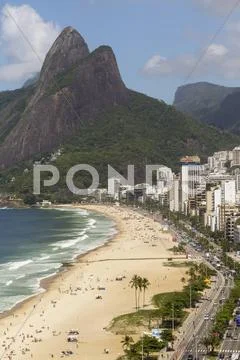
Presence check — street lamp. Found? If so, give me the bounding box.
[190,284,192,309]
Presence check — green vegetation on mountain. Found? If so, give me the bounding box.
[0,87,32,144]
[54,90,240,172]
[1,90,239,202]
[174,81,240,132]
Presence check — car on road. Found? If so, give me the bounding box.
[218,354,225,359]
[232,334,238,340]
[231,354,240,360]
[187,355,193,360]
[226,331,232,338]
[204,314,210,320]
[236,314,240,327]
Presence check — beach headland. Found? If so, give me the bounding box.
[0,204,189,360]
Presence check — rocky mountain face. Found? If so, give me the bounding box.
[0,27,239,179]
[0,27,129,168]
[173,82,240,131]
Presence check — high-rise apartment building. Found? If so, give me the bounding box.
[180,156,205,213]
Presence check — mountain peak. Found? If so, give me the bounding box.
[57,26,87,46]
[173,81,240,129]
[0,27,129,168]
[60,26,78,34]
[39,26,89,88]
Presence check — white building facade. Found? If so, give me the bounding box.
[181,161,205,212]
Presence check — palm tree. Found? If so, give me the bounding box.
[181,277,186,286]
[187,266,197,281]
[161,304,171,327]
[142,277,150,307]
[172,246,178,255]
[130,275,139,310]
[209,334,220,353]
[193,263,200,274]
[137,276,143,310]
[121,335,134,351]
[199,262,208,277]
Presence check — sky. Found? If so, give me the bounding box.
[1,0,240,103]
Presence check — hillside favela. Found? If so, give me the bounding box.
[2,1,240,360]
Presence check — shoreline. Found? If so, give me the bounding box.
[0,205,119,320]
[0,204,188,360]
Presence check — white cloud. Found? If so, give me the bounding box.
[143,55,172,75]
[142,43,233,78]
[0,4,60,83]
[143,12,240,80]
[0,62,39,82]
[205,44,228,57]
[143,54,196,76]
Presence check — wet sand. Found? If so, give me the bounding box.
[0,204,187,359]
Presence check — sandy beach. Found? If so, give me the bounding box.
[0,205,188,360]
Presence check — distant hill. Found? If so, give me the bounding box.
[22,73,39,88]
[173,82,240,131]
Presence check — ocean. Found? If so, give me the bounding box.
[0,207,116,313]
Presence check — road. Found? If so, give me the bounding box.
[220,326,240,356]
[174,232,240,359]
[167,228,229,360]
[218,317,240,358]
[175,268,226,359]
